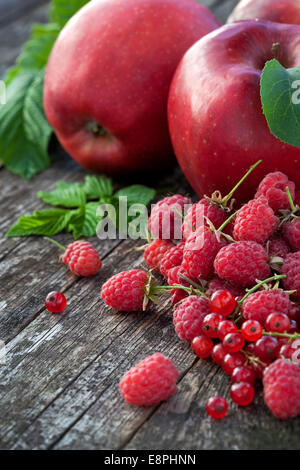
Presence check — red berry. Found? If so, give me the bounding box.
[265,313,291,333]
[209,289,237,316]
[173,295,210,343]
[288,302,300,322]
[191,335,213,359]
[206,396,228,420]
[143,239,173,273]
[202,313,223,338]
[214,241,271,288]
[230,382,255,406]
[233,197,279,245]
[248,360,271,380]
[282,219,300,252]
[231,366,256,385]
[222,352,245,375]
[289,319,299,334]
[212,343,227,366]
[182,198,226,240]
[160,241,184,278]
[120,353,178,406]
[282,252,300,300]
[242,289,291,324]
[148,194,191,240]
[62,240,102,277]
[101,269,151,312]
[241,320,263,342]
[45,291,67,314]
[254,336,280,361]
[218,320,238,340]
[206,276,245,298]
[279,343,295,360]
[267,235,291,259]
[223,332,245,353]
[255,171,295,213]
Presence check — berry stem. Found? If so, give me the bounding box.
[155,284,209,300]
[221,160,262,207]
[178,272,204,290]
[172,206,196,232]
[217,211,238,232]
[262,330,300,340]
[44,237,66,252]
[286,186,296,212]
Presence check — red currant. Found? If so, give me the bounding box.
[209,289,237,316]
[45,291,67,314]
[230,382,255,406]
[279,343,295,359]
[191,335,213,359]
[223,332,245,353]
[265,313,290,333]
[231,366,256,385]
[218,320,238,340]
[222,352,245,375]
[206,396,228,420]
[212,343,227,366]
[202,313,223,338]
[254,336,279,360]
[241,320,263,342]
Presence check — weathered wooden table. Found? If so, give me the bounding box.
[1,0,299,451]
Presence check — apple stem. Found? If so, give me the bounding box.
[271,42,280,60]
[286,186,296,212]
[221,160,262,207]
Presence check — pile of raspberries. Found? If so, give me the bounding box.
[101,169,300,420]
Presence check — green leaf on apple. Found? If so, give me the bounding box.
[261,58,300,147]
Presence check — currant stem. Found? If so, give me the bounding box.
[286,186,296,212]
[262,330,300,340]
[221,160,262,207]
[44,237,66,252]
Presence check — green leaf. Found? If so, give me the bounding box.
[0,72,51,179]
[50,0,91,28]
[38,181,86,207]
[6,208,73,237]
[66,202,101,239]
[83,175,114,200]
[261,59,300,147]
[114,185,156,206]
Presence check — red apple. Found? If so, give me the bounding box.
[44,0,220,175]
[168,21,300,203]
[228,0,300,25]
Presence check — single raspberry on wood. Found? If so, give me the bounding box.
[120,353,178,406]
[233,197,279,244]
[148,194,191,240]
[62,240,102,277]
[182,198,226,240]
[160,241,185,278]
[101,269,153,311]
[242,289,291,324]
[263,359,300,419]
[143,239,174,273]
[214,241,271,288]
[255,172,295,213]
[282,251,300,300]
[282,219,300,252]
[173,295,210,343]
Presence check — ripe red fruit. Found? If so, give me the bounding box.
[206,276,245,298]
[228,0,300,26]
[279,343,295,360]
[191,335,213,359]
[231,366,256,385]
[254,172,296,213]
[45,0,220,175]
[288,302,300,322]
[223,332,245,353]
[120,353,178,406]
[230,382,255,407]
[206,396,228,420]
[181,198,226,240]
[209,289,237,317]
[241,320,263,342]
[242,289,291,324]
[62,240,102,277]
[267,235,291,259]
[168,20,300,204]
[265,313,291,333]
[218,320,238,340]
[202,313,223,338]
[282,252,300,300]
[254,336,280,361]
[143,239,174,273]
[222,352,245,375]
[282,219,300,252]
[45,291,67,314]
[149,195,191,240]
[173,295,210,343]
[160,241,185,278]
[212,343,227,366]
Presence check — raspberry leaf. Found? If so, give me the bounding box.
[114,185,156,206]
[83,175,114,200]
[66,203,101,239]
[38,182,86,207]
[6,209,74,237]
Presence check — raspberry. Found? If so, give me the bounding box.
[167,266,198,294]
[143,239,174,273]
[62,240,102,277]
[171,289,187,307]
[233,197,279,244]
[295,191,300,207]
[182,198,226,240]
[288,302,300,322]
[255,172,295,213]
[120,353,178,406]
[173,295,210,342]
[214,241,271,288]
[45,291,67,314]
[267,235,291,259]
[263,359,300,419]
[160,241,185,278]
[242,289,291,324]
[206,396,228,420]
[182,228,226,280]
[282,252,300,300]
[101,269,151,312]
[282,219,300,252]
[148,194,191,240]
[206,276,245,298]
